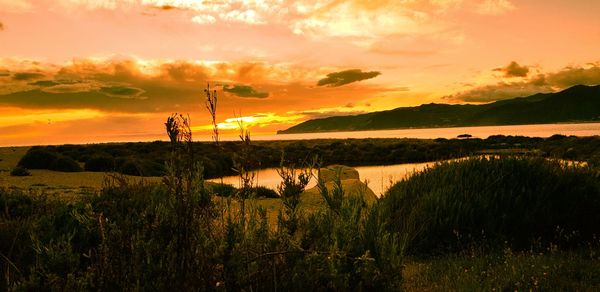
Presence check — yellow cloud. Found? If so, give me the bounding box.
[0,107,106,128]
[475,0,515,15]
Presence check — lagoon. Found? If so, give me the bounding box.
[209,161,435,198]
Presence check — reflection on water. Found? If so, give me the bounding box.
[208,162,435,198]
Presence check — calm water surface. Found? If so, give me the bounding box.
[253,122,600,141]
[209,162,435,198]
[209,123,600,197]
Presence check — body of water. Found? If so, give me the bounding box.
[209,123,600,197]
[209,162,435,198]
[251,122,600,141]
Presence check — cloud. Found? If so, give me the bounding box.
[0,0,32,12]
[494,61,530,78]
[476,0,516,15]
[191,14,216,24]
[13,72,45,80]
[29,80,60,87]
[445,62,600,102]
[291,109,368,120]
[317,69,381,87]
[0,21,3,31]
[99,85,147,99]
[0,57,326,113]
[223,84,269,98]
[545,65,600,88]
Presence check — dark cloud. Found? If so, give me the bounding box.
[0,59,288,113]
[99,86,146,99]
[445,63,600,102]
[317,69,381,87]
[0,21,4,31]
[13,72,45,80]
[29,80,60,87]
[443,82,553,103]
[299,109,367,120]
[546,65,600,87]
[493,61,530,77]
[223,84,269,98]
[156,5,176,10]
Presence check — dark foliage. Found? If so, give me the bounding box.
[379,156,600,254]
[84,155,115,172]
[18,149,82,172]
[10,166,31,176]
[253,186,279,198]
[208,182,237,197]
[16,135,600,178]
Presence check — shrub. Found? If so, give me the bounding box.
[208,182,236,197]
[52,156,83,172]
[84,154,115,172]
[116,159,142,176]
[10,166,31,176]
[17,149,60,169]
[17,149,82,172]
[253,186,279,198]
[380,156,600,254]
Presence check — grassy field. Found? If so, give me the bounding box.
[0,147,373,227]
[3,141,600,290]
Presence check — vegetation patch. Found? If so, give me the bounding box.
[380,156,600,254]
[10,166,31,176]
[18,149,82,172]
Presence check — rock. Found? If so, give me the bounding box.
[301,165,377,208]
[318,165,360,182]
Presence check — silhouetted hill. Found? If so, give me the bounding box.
[278,85,600,134]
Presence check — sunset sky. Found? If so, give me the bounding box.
[1,0,600,146]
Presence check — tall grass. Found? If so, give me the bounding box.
[380,156,600,254]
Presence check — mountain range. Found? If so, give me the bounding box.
[278,85,600,134]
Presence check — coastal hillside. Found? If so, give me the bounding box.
[279,85,600,134]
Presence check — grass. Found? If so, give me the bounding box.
[3,141,600,290]
[381,156,600,254]
[403,245,600,291]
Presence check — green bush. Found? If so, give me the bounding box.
[53,156,83,172]
[116,158,142,176]
[208,182,236,197]
[18,149,82,172]
[84,154,115,172]
[380,156,600,254]
[18,149,60,169]
[10,166,31,176]
[253,186,279,198]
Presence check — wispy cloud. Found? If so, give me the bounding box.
[317,69,381,87]
[493,61,530,78]
[475,0,516,15]
[223,84,269,98]
[445,62,600,102]
[0,0,32,12]
[0,57,381,114]
[12,72,45,80]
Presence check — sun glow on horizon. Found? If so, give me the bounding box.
[1,0,600,145]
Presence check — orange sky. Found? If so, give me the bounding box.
[1,0,600,146]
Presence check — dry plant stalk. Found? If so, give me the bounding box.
[205,83,219,146]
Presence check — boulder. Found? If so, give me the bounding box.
[301,165,377,208]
